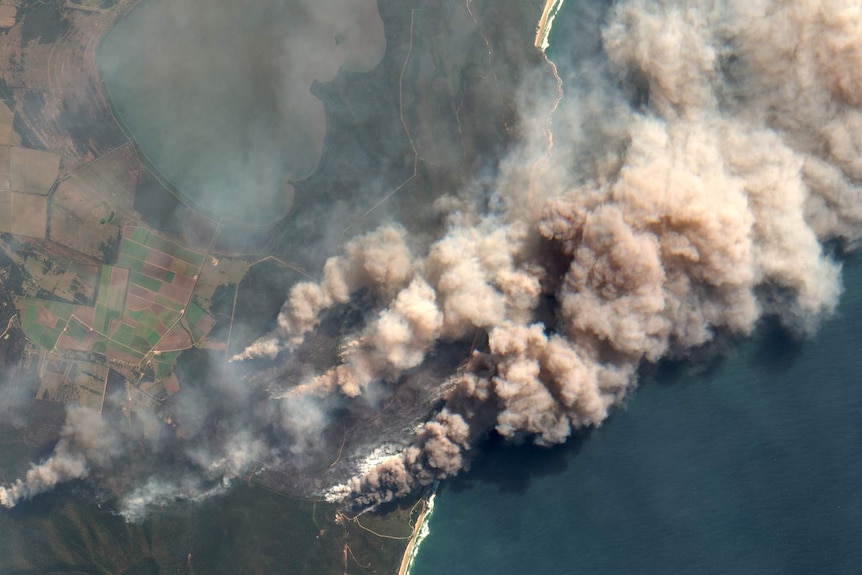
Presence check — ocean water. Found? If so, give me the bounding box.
[410,255,862,575]
[409,5,862,573]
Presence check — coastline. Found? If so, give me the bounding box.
[397,490,436,575]
[97,0,296,232]
[397,4,565,573]
[534,0,565,51]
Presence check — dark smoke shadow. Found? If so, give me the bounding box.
[642,317,805,385]
[369,490,426,518]
[641,345,729,388]
[446,431,589,496]
[743,237,861,376]
[638,312,808,388]
[822,236,860,263]
[746,316,805,374]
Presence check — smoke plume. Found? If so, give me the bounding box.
[0,407,120,508]
[313,0,862,506]
[232,225,415,363]
[4,0,862,517]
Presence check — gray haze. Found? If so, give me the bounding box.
[99,0,384,224]
[4,0,862,517]
[0,407,122,507]
[276,0,862,506]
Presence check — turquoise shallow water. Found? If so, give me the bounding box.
[411,257,862,574]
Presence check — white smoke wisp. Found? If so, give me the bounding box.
[0,407,121,508]
[312,0,862,507]
[119,476,229,523]
[5,0,861,516]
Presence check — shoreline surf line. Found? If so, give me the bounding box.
[396,2,563,573]
[534,0,565,51]
[527,0,565,214]
[398,489,436,575]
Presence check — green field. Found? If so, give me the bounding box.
[129,227,205,267]
[120,239,149,260]
[20,299,73,350]
[153,350,181,379]
[158,307,178,325]
[109,321,156,355]
[116,252,146,273]
[64,317,91,343]
[181,300,215,345]
[143,324,162,347]
[94,266,127,334]
[111,322,135,347]
[155,294,184,312]
[129,271,162,293]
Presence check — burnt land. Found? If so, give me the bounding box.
[0,0,549,573]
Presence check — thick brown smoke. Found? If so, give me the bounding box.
[302,0,862,506]
[5,0,861,516]
[231,225,414,362]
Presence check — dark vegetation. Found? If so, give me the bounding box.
[19,0,70,45]
[58,91,127,157]
[204,282,236,342]
[133,169,186,238]
[230,260,300,355]
[15,90,46,150]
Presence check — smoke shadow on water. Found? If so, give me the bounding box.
[643,314,807,388]
[446,431,585,496]
[748,318,805,375]
[448,315,800,499]
[412,258,862,575]
[642,352,728,388]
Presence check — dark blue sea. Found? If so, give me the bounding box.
[411,254,862,575]
[409,4,862,574]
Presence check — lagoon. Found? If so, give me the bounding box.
[98,0,384,225]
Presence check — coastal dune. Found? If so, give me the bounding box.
[534,0,566,51]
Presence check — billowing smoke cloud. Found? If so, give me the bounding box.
[4,0,862,517]
[0,406,121,508]
[312,0,862,506]
[231,225,415,363]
